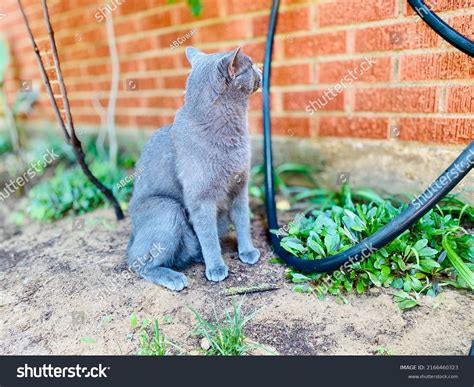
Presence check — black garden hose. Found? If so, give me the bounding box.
[262,0,474,273]
[407,0,474,56]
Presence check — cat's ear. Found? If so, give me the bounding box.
[222,47,243,78]
[185,46,202,65]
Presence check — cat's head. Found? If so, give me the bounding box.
[184,46,262,104]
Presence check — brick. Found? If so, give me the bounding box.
[273,63,314,86]
[199,19,250,44]
[404,0,474,15]
[159,29,198,49]
[61,66,83,78]
[173,0,221,24]
[116,97,143,108]
[117,1,150,15]
[115,20,139,37]
[355,22,441,52]
[283,90,345,112]
[282,0,311,4]
[118,36,156,55]
[241,41,265,64]
[355,87,439,113]
[319,117,389,139]
[449,14,474,41]
[318,57,391,84]
[163,74,188,89]
[318,0,398,27]
[139,11,173,31]
[227,0,272,14]
[249,92,278,112]
[144,55,180,71]
[446,86,474,113]
[284,31,346,58]
[84,63,110,76]
[252,7,311,37]
[146,96,184,109]
[135,115,174,127]
[120,77,156,91]
[249,116,264,134]
[400,52,474,81]
[74,113,101,125]
[271,116,311,137]
[397,118,473,144]
[116,114,135,126]
[120,60,141,73]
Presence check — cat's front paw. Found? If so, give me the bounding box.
[163,272,188,292]
[239,248,260,265]
[205,265,229,282]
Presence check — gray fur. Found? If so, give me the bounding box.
[127,46,263,291]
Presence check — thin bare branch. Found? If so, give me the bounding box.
[17,0,70,143]
[17,0,125,220]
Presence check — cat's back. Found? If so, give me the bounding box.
[130,124,182,202]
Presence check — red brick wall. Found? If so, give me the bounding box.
[1,0,473,144]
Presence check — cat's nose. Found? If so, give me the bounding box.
[252,64,263,91]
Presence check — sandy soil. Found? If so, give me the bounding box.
[0,200,473,356]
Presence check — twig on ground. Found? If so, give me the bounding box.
[224,284,280,297]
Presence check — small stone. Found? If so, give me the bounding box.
[369,287,381,295]
[200,337,211,351]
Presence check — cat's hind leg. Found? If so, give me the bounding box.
[127,197,189,291]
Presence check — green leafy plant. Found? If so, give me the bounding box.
[25,161,133,221]
[277,184,473,309]
[20,134,139,221]
[0,132,12,155]
[130,314,168,356]
[191,300,257,356]
[249,163,320,209]
[167,0,203,16]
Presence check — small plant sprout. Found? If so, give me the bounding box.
[191,299,258,356]
[129,314,169,356]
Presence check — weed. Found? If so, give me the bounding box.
[24,161,133,220]
[376,346,394,356]
[130,314,168,356]
[277,184,473,309]
[167,0,202,16]
[191,300,257,356]
[249,163,319,208]
[0,132,12,155]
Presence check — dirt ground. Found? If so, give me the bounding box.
[0,199,473,356]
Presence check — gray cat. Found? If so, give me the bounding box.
[127,46,262,291]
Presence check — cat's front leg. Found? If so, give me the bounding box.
[230,185,260,265]
[187,199,229,281]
